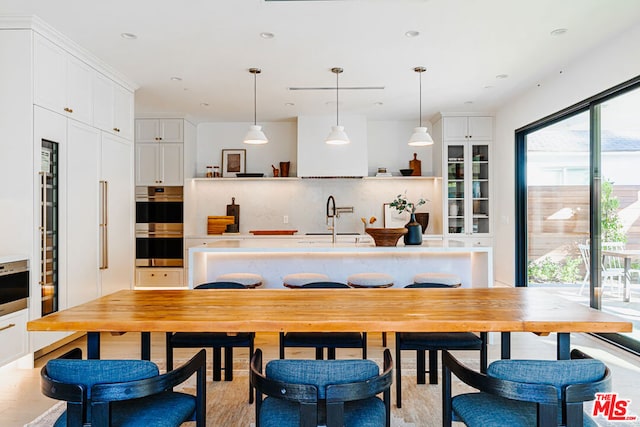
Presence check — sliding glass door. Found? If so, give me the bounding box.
[516,78,640,352]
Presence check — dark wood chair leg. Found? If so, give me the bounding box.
[165,332,174,372]
[362,332,368,359]
[224,347,233,381]
[417,350,426,384]
[429,349,438,384]
[395,334,402,408]
[279,332,285,359]
[315,347,324,360]
[382,332,387,347]
[213,347,222,381]
[480,332,488,373]
[327,347,336,360]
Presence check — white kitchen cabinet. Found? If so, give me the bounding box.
[33,33,94,125]
[100,133,134,295]
[443,116,493,141]
[0,309,28,366]
[135,119,183,143]
[135,267,184,288]
[93,73,135,140]
[135,142,184,185]
[433,114,493,241]
[66,120,101,308]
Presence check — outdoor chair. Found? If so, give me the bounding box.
[442,349,611,427]
[250,348,393,427]
[41,347,206,427]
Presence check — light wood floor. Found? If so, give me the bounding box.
[1,332,639,426]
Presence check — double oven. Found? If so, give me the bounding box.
[135,186,184,267]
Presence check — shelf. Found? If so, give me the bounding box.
[191,176,439,182]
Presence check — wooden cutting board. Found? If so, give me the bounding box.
[207,216,235,235]
[226,197,240,232]
[409,153,421,176]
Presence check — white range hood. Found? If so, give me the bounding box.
[297,115,368,177]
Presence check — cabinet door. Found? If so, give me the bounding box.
[66,55,94,125]
[33,34,66,115]
[159,144,184,185]
[445,143,466,236]
[442,117,469,140]
[135,119,160,142]
[101,133,133,295]
[159,119,184,143]
[470,143,490,235]
[468,116,493,141]
[113,84,134,140]
[135,143,160,185]
[92,72,114,133]
[66,120,100,307]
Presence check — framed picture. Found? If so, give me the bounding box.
[221,149,246,177]
[383,203,409,228]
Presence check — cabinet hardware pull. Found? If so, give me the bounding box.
[113,128,120,132]
[64,107,73,113]
[0,323,16,332]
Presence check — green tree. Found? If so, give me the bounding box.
[601,179,626,242]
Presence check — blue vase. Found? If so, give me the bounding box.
[404,213,423,245]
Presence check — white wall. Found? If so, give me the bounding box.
[493,23,640,286]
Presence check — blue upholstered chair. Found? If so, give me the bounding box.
[280,282,367,360]
[442,349,611,427]
[395,282,488,408]
[166,281,255,402]
[250,348,393,427]
[41,347,206,427]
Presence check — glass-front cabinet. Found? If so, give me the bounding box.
[440,115,492,240]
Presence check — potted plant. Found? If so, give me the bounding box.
[390,193,427,245]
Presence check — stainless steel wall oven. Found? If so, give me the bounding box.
[0,260,29,316]
[135,186,183,267]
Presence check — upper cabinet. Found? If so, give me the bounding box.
[33,34,94,125]
[442,116,493,141]
[93,73,134,140]
[135,119,184,143]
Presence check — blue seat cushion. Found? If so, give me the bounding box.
[170,331,253,347]
[398,332,482,349]
[265,359,379,399]
[54,391,196,427]
[283,332,364,348]
[452,392,598,427]
[259,396,385,427]
[46,359,159,398]
[487,359,606,399]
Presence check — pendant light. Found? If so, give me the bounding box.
[325,67,350,145]
[243,68,268,145]
[408,66,434,146]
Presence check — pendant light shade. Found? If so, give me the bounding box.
[408,66,433,146]
[326,67,350,145]
[243,68,268,145]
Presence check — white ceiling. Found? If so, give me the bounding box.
[2,0,640,124]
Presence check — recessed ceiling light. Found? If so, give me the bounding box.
[405,30,420,38]
[550,28,568,36]
[120,32,137,40]
[495,74,508,79]
[170,76,182,81]
[260,32,275,39]
[464,101,474,105]
[374,102,384,106]
[284,102,295,107]
[200,102,210,107]
[484,85,494,89]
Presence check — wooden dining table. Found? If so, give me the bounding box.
[27,287,632,361]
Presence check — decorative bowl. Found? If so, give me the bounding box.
[365,227,408,247]
[399,169,414,176]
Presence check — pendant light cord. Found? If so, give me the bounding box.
[253,71,257,126]
[336,70,339,126]
[418,70,422,127]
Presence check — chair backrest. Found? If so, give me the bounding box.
[602,241,625,270]
[577,243,590,269]
[195,281,247,289]
[301,282,350,289]
[405,283,458,289]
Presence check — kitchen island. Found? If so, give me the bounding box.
[188,237,492,289]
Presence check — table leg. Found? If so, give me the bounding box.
[141,332,151,360]
[501,332,511,359]
[87,332,100,359]
[624,258,631,303]
[557,333,570,360]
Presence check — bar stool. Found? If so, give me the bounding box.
[347,272,393,347]
[282,272,329,288]
[216,273,263,288]
[413,272,462,287]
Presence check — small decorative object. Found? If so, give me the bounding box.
[213,166,221,177]
[360,216,377,234]
[279,161,290,177]
[399,168,414,176]
[365,227,407,247]
[415,212,430,233]
[390,193,427,245]
[271,165,279,177]
[449,203,459,217]
[205,165,214,178]
[473,181,481,198]
[222,149,246,177]
[409,153,422,176]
